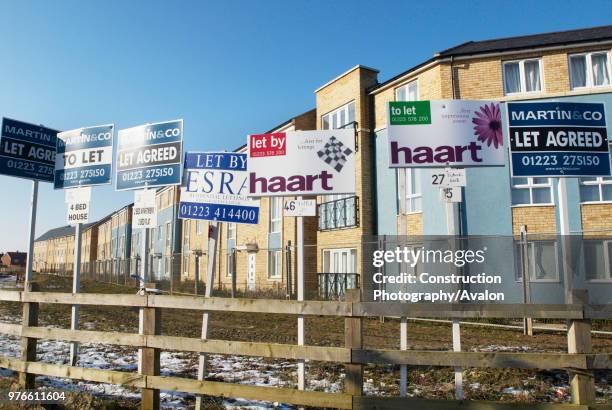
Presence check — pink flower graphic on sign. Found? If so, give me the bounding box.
[472,103,502,148]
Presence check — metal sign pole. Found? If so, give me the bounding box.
[558,178,574,303]
[195,221,218,409]
[24,180,39,285]
[297,201,305,391]
[138,187,151,375]
[69,222,82,365]
[446,196,463,400]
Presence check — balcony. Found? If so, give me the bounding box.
[318,196,359,231]
[318,272,359,300]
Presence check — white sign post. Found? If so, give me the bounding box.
[283,199,316,217]
[247,129,356,394]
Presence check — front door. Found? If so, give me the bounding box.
[247,253,256,291]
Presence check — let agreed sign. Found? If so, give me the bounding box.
[0,118,58,182]
[115,119,183,190]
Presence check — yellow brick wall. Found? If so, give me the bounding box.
[315,66,379,287]
[512,206,557,235]
[397,213,423,236]
[581,204,612,237]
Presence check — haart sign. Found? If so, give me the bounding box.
[247,129,355,196]
[388,100,505,168]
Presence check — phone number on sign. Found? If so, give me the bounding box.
[179,203,258,223]
[4,159,53,175]
[59,168,105,181]
[520,153,602,167]
[121,167,174,181]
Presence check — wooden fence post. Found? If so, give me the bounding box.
[140,284,161,410]
[567,289,595,405]
[19,282,38,389]
[345,288,362,401]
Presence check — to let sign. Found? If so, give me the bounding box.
[115,119,183,190]
[54,124,114,189]
[179,152,260,224]
[507,102,610,177]
[0,118,58,182]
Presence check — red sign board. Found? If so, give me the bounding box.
[249,133,286,157]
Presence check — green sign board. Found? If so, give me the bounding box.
[389,101,432,125]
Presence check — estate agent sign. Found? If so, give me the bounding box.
[388,100,505,168]
[247,129,356,196]
[507,101,610,177]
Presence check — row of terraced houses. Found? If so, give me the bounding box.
[33,25,612,301]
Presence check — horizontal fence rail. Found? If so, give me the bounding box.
[0,289,609,409]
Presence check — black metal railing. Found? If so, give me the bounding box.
[318,196,359,231]
[318,272,359,300]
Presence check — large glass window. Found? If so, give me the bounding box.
[584,240,612,281]
[397,168,422,213]
[511,177,553,205]
[268,250,282,279]
[580,177,612,202]
[322,248,357,274]
[165,222,171,248]
[322,101,356,130]
[270,197,282,233]
[503,59,542,94]
[514,241,559,282]
[395,80,418,101]
[569,52,611,89]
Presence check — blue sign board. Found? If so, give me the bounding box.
[0,118,58,182]
[115,119,183,190]
[507,102,610,177]
[54,124,114,189]
[179,152,260,224]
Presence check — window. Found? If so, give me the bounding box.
[503,59,542,94]
[583,240,612,281]
[511,177,553,205]
[397,168,422,213]
[165,222,171,247]
[227,223,236,240]
[196,220,203,235]
[395,80,418,101]
[119,235,125,257]
[157,226,162,240]
[322,101,355,130]
[183,220,190,276]
[515,241,559,282]
[270,197,282,233]
[569,52,611,89]
[226,251,235,278]
[268,250,282,279]
[580,177,612,202]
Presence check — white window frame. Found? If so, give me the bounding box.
[165,221,171,248]
[515,241,560,283]
[569,51,612,90]
[583,240,612,282]
[397,168,422,214]
[502,58,544,95]
[227,223,236,241]
[226,251,235,278]
[267,249,282,279]
[196,220,203,235]
[579,176,612,203]
[395,80,419,101]
[511,177,554,206]
[269,197,282,234]
[322,101,356,130]
[322,248,357,273]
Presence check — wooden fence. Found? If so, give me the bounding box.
[0,285,610,409]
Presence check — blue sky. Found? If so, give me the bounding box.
[0,0,611,250]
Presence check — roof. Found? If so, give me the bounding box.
[370,24,612,93]
[5,252,26,258]
[35,223,95,242]
[437,24,612,57]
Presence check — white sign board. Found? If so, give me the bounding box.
[247,129,356,196]
[179,152,260,224]
[65,186,91,225]
[388,100,505,167]
[283,199,316,217]
[431,168,466,187]
[133,189,157,229]
[440,186,462,203]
